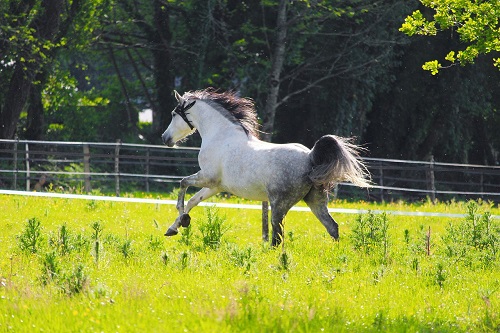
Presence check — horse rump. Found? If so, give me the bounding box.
[308,135,371,190]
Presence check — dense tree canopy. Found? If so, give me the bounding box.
[0,0,499,165]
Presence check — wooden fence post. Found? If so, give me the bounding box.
[379,161,385,202]
[83,144,91,193]
[145,148,150,193]
[427,155,436,204]
[115,139,121,197]
[262,201,269,242]
[25,143,30,191]
[13,139,18,190]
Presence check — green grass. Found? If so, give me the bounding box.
[0,194,499,332]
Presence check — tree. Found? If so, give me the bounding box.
[0,0,106,140]
[400,0,500,74]
[261,0,287,142]
[98,0,187,141]
[366,5,500,164]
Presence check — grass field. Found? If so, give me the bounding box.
[1,193,499,332]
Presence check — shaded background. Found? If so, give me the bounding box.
[1,0,499,165]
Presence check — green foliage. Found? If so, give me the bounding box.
[278,250,291,271]
[178,224,194,246]
[147,235,164,251]
[442,201,499,267]
[49,224,74,255]
[62,264,89,296]
[400,1,500,73]
[0,0,111,139]
[433,261,447,288]
[228,244,255,273]
[350,212,390,260]
[91,221,103,265]
[179,250,190,270]
[119,239,134,259]
[40,251,61,285]
[199,207,230,250]
[17,217,44,254]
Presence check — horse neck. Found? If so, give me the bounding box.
[193,102,247,142]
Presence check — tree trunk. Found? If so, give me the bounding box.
[0,0,65,140]
[0,67,33,139]
[108,45,136,131]
[151,0,174,138]
[416,111,447,159]
[261,0,288,142]
[26,72,46,141]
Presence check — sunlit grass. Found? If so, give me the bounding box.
[0,194,499,332]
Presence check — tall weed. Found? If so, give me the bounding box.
[40,251,61,285]
[49,224,74,255]
[442,201,499,267]
[199,207,229,250]
[350,212,390,261]
[18,217,44,254]
[178,225,194,246]
[91,221,104,265]
[62,264,89,296]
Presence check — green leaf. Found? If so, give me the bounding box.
[422,60,441,75]
[444,51,456,63]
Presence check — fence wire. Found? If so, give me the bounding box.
[1,139,499,202]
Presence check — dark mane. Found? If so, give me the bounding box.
[183,88,260,138]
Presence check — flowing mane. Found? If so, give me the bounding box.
[182,88,260,138]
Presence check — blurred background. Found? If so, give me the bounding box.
[1,0,499,165]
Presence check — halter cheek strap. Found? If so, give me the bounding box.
[173,100,196,130]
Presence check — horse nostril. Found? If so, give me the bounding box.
[161,133,169,145]
[162,135,175,147]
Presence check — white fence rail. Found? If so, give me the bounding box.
[1,139,499,202]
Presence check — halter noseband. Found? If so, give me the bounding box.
[173,100,196,130]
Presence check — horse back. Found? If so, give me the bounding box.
[202,138,312,201]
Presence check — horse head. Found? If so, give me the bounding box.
[162,90,197,147]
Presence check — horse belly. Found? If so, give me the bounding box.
[221,174,269,201]
[218,147,309,201]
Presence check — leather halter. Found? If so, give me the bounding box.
[173,100,196,130]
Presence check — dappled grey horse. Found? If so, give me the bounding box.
[162,88,371,246]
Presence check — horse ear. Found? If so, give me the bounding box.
[174,90,182,102]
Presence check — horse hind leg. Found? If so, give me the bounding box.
[304,187,339,240]
[269,196,300,247]
[270,208,287,247]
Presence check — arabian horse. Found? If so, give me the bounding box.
[162,88,371,246]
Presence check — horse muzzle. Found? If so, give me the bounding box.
[161,132,176,147]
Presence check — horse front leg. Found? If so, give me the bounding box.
[185,187,219,213]
[165,172,218,236]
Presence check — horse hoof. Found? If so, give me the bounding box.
[165,228,178,236]
[180,213,191,228]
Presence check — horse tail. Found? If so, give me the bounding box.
[308,135,371,190]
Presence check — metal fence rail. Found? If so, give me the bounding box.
[1,139,499,202]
